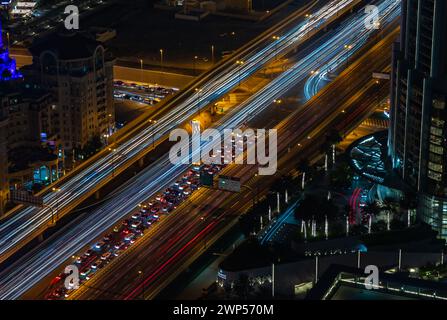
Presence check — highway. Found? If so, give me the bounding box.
[24,0,400,300]
[117,25,398,301]
[0,0,357,266]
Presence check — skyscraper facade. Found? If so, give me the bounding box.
[389,0,447,237]
[28,32,115,153]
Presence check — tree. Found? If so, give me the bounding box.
[326,129,343,146]
[329,163,352,188]
[1,69,12,79]
[361,201,381,218]
[81,136,103,159]
[294,195,338,222]
[400,191,418,213]
[297,159,310,174]
[233,273,252,299]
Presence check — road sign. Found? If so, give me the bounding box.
[218,175,241,192]
[372,72,390,80]
[200,171,214,187]
[10,190,44,207]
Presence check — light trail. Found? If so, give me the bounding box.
[0,0,400,299]
[0,0,358,264]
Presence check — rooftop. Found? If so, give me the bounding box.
[30,31,102,60]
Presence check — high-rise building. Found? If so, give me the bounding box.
[27,31,115,155]
[0,97,9,216]
[389,0,447,237]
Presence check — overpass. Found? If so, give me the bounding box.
[0,0,362,266]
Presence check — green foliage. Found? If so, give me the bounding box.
[294,194,339,222]
[329,163,352,188]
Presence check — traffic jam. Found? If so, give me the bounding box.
[46,163,224,299]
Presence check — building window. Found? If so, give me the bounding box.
[430,144,444,155]
[428,162,443,173]
[428,170,442,182]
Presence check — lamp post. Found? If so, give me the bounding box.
[139,59,143,82]
[108,148,117,177]
[344,44,352,68]
[138,270,145,299]
[159,49,163,70]
[193,55,198,75]
[272,35,280,60]
[195,88,202,115]
[52,187,61,221]
[236,60,244,86]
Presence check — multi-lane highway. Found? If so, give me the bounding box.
[0,0,358,267]
[14,0,398,298]
[68,24,398,299]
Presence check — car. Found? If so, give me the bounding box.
[94,241,105,250]
[131,220,142,229]
[114,250,123,257]
[113,226,120,233]
[74,256,82,264]
[101,252,112,260]
[91,259,103,269]
[124,233,135,242]
[80,269,92,279]
[131,213,141,220]
[114,241,125,250]
[85,249,94,256]
[150,207,158,214]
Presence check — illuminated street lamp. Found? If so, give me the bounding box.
[193,55,198,75]
[195,88,203,114]
[344,44,353,68]
[159,49,163,66]
[138,270,145,299]
[272,35,280,60]
[236,60,244,86]
[108,148,117,177]
[52,187,61,221]
[139,59,143,82]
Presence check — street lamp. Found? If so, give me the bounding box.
[193,55,198,75]
[108,148,117,177]
[236,60,244,86]
[150,120,157,148]
[138,270,145,300]
[51,187,61,222]
[159,49,163,70]
[344,44,352,68]
[139,59,144,82]
[272,35,280,60]
[195,88,202,115]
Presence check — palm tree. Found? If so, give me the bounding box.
[361,202,380,218]
[297,159,310,189]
